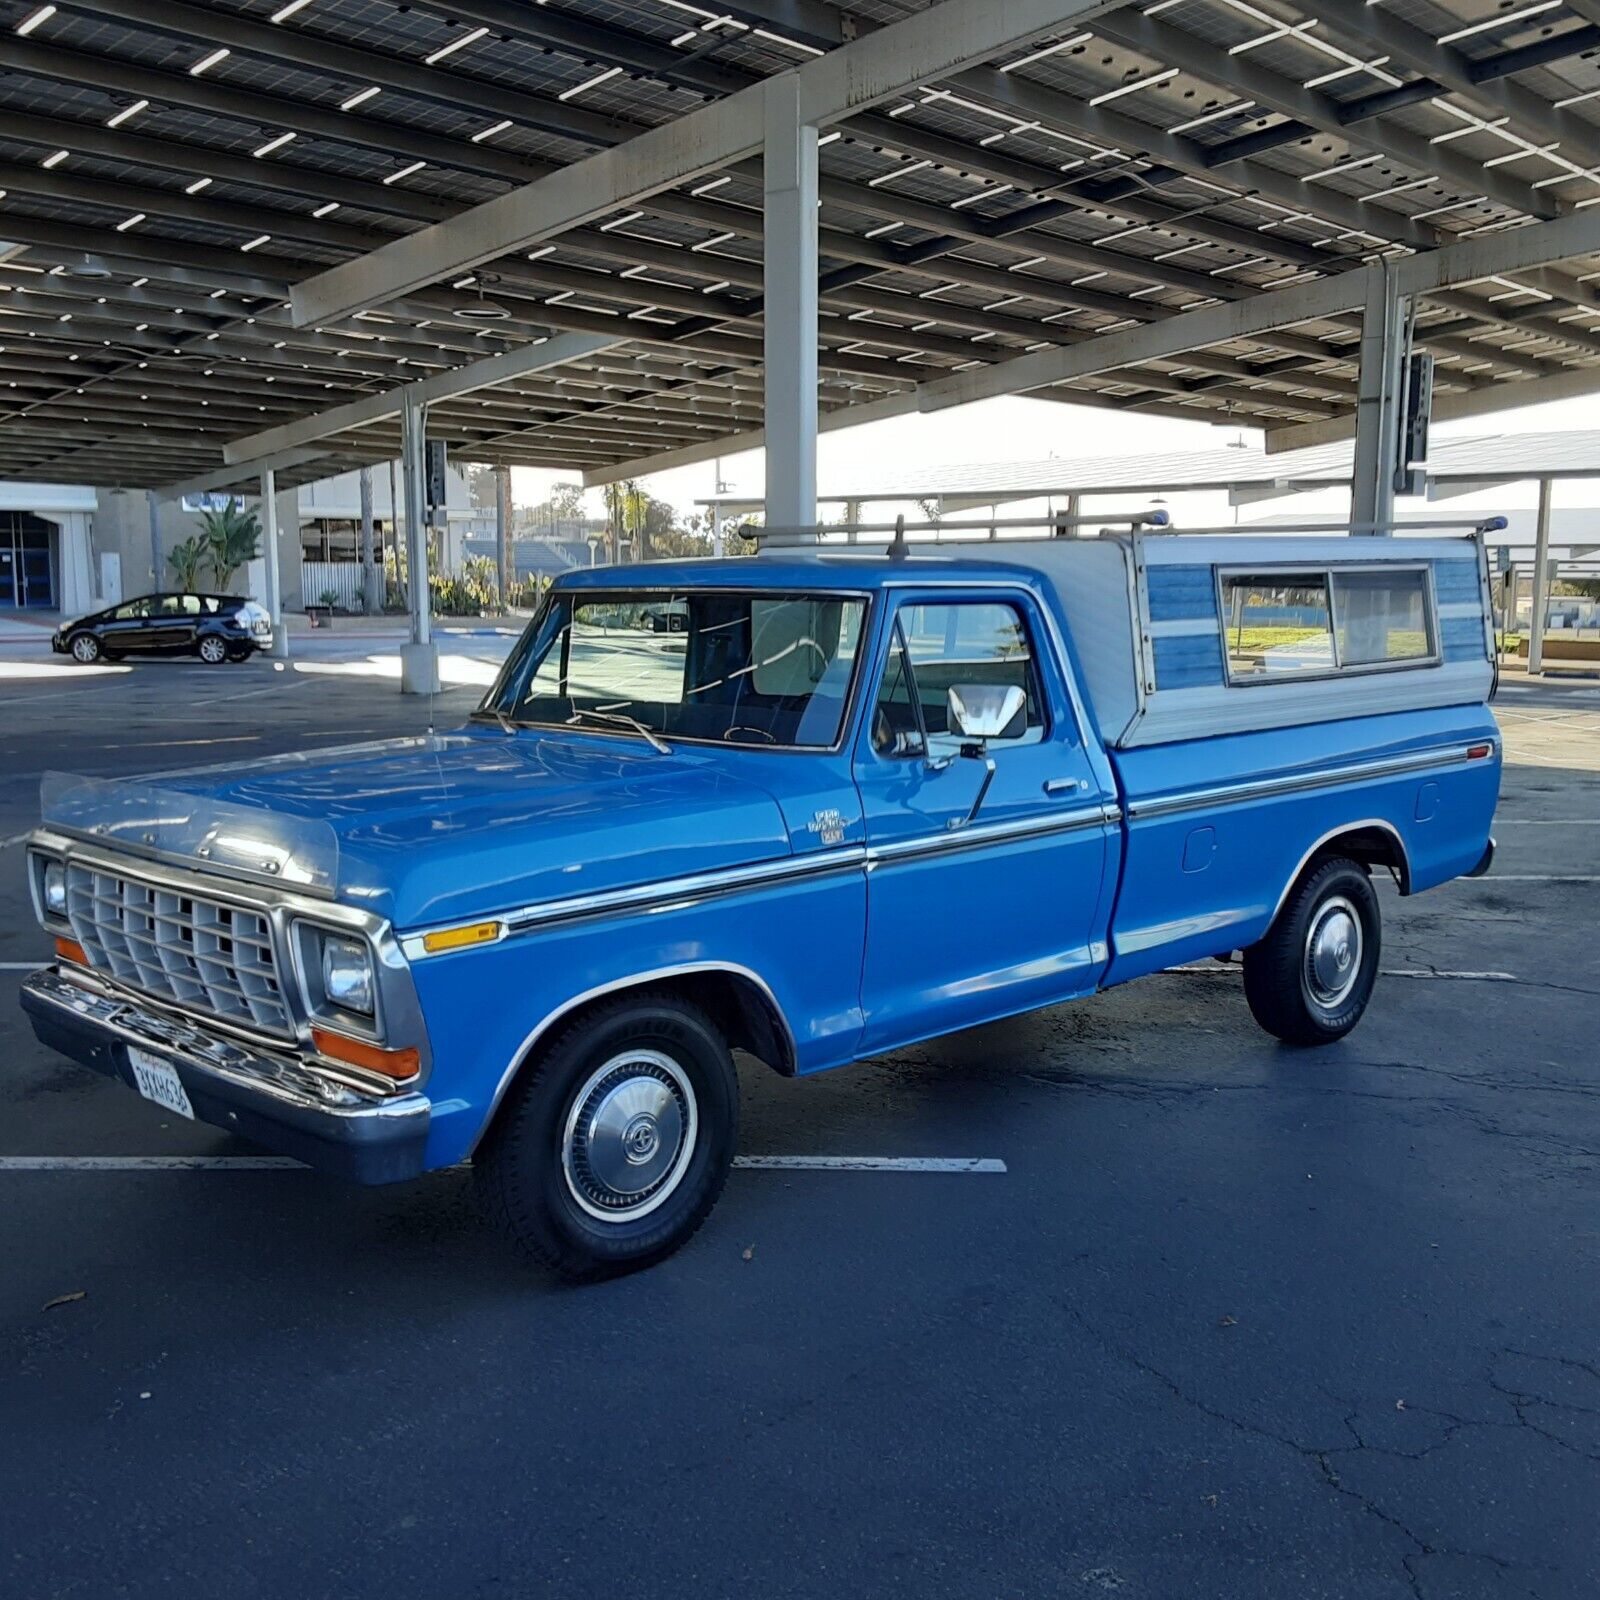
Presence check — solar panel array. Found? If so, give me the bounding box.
[2,0,1599,489]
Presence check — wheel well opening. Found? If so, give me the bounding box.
[1312,826,1411,894]
[536,971,797,1079]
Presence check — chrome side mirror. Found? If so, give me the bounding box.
[940,683,1026,826]
[947,683,1026,743]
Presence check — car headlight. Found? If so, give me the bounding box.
[42,859,67,919]
[320,934,374,1015]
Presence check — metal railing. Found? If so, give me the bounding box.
[745,510,1507,553]
[748,508,1170,552]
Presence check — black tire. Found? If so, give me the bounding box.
[196,635,228,665]
[68,632,102,664]
[475,992,738,1282]
[1243,856,1380,1046]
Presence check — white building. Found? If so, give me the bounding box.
[0,465,474,616]
[0,481,97,615]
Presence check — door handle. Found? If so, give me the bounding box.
[1043,777,1087,796]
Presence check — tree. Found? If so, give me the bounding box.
[462,462,498,508]
[550,482,586,523]
[601,480,631,564]
[624,480,650,559]
[167,534,208,591]
[199,500,262,591]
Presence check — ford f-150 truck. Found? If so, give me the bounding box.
[21,528,1500,1279]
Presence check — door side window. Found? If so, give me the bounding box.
[871,600,1046,757]
[114,599,151,621]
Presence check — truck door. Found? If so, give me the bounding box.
[852,587,1113,1052]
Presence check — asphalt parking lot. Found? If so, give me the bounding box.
[1,633,1596,1600]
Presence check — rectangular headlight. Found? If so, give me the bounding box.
[28,850,69,929]
[320,933,374,1015]
[42,858,66,918]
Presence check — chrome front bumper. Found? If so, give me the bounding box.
[20,966,430,1184]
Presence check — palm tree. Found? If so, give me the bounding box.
[624,480,649,560]
[601,481,624,564]
[200,499,263,591]
[167,534,207,591]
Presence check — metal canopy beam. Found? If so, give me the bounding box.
[159,449,343,501]
[587,208,1600,480]
[288,0,1126,327]
[223,333,621,463]
[1266,364,1600,452]
[917,209,1600,414]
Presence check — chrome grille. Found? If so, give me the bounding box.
[64,861,292,1037]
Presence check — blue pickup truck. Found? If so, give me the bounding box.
[22,531,1500,1278]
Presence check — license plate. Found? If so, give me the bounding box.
[128,1047,194,1121]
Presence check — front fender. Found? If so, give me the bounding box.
[408,865,866,1169]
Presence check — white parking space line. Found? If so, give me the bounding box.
[1494,819,1596,826]
[1166,964,1517,981]
[1382,969,1517,982]
[1482,874,1600,882]
[735,1155,1006,1172]
[0,1156,305,1171]
[0,1154,1007,1174]
[0,962,44,972]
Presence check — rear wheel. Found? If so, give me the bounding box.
[475,992,738,1281]
[1243,857,1380,1046]
[69,632,102,664]
[196,635,228,665]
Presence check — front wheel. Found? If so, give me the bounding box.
[69,633,102,664]
[196,635,228,665]
[475,993,739,1281]
[1243,857,1380,1046]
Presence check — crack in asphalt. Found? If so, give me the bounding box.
[1059,1307,1577,1599]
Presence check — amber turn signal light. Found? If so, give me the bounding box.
[54,935,88,965]
[420,920,502,955]
[311,1027,420,1081]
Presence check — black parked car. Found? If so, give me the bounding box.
[52,593,274,665]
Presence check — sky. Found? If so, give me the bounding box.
[509,386,1600,534]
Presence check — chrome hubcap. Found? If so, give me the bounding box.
[72,638,95,661]
[200,639,224,661]
[1305,896,1362,1009]
[562,1050,696,1223]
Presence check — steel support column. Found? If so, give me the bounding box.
[399,390,440,695]
[258,467,289,660]
[1528,477,1554,676]
[1351,263,1408,533]
[358,464,381,617]
[494,465,512,608]
[145,489,161,591]
[763,75,818,533]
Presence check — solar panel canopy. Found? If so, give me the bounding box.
[4,0,1600,492]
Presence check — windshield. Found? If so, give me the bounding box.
[482,589,869,749]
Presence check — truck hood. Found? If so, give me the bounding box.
[149,729,793,929]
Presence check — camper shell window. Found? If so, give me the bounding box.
[1218,565,1438,685]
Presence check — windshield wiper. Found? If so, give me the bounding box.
[470,707,519,734]
[567,707,671,755]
